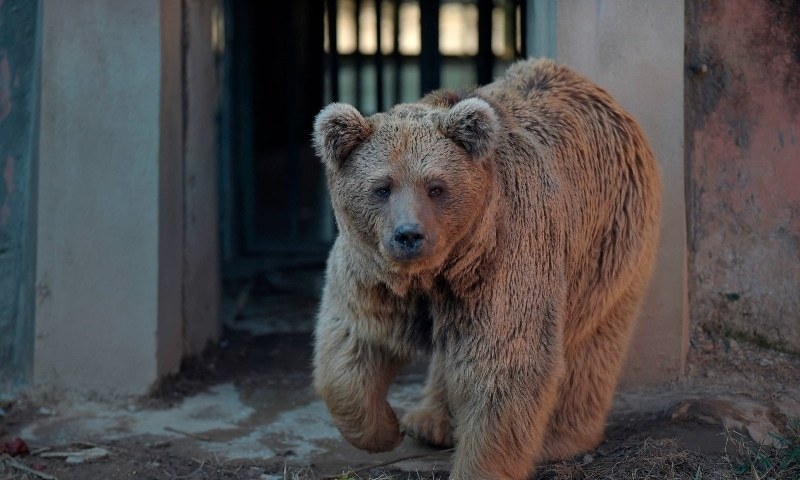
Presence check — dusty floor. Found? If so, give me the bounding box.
[1,273,799,479]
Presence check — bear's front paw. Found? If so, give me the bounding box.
[401,407,455,448]
[334,402,404,453]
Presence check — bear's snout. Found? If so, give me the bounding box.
[393,223,425,252]
[394,223,424,249]
[385,223,428,260]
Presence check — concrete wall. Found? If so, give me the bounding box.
[686,0,800,352]
[34,0,221,395]
[0,0,39,392]
[183,0,222,355]
[555,0,689,385]
[525,0,556,59]
[35,0,184,394]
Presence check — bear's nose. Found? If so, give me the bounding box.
[393,223,425,251]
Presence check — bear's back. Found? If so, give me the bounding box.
[480,59,662,343]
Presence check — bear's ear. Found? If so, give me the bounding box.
[439,98,499,159]
[313,103,373,168]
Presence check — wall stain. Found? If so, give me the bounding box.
[766,0,800,113]
[686,0,800,350]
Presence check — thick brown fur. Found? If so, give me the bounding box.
[312,59,661,479]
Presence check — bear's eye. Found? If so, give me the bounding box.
[428,186,444,198]
[374,186,391,198]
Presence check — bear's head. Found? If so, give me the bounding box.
[313,98,499,274]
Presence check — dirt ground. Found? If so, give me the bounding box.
[2,278,799,479]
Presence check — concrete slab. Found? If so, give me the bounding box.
[16,378,452,476]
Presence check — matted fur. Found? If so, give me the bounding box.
[312,59,661,480]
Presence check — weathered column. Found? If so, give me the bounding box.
[34,0,185,394]
[183,0,222,356]
[554,0,689,384]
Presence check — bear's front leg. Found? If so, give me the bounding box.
[313,246,418,452]
[445,312,564,480]
[314,313,408,452]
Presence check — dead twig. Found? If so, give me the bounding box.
[224,278,256,327]
[72,441,110,450]
[163,426,212,442]
[319,448,454,480]
[29,447,52,456]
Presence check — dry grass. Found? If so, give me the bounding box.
[723,417,800,480]
[280,418,800,480]
[535,437,733,480]
[280,468,442,480]
[279,437,726,479]
[538,421,799,480]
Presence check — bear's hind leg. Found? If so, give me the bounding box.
[539,295,640,462]
[401,348,455,447]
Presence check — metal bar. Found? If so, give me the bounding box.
[236,0,257,254]
[519,0,527,58]
[375,0,384,111]
[219,0,237,260]
[286,5,300,242]
[326,0,340,101]
[419,0,440,95]
[354,0,363,109]
[477,0,493,85]
[505,0,516,59]
[392,0,401,103]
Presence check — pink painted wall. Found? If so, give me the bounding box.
[686,0,800,350]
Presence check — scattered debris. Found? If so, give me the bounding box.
[37,407,56,417]
[0,437,30,457]
[668,397,794,446]
[145,439,172,449]
[0,455,59,480]
[40,447,111,464]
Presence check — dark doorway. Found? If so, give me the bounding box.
[219,0,527,332]
[221,0,329,263]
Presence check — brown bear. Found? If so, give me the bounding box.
[312,58,661,479]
